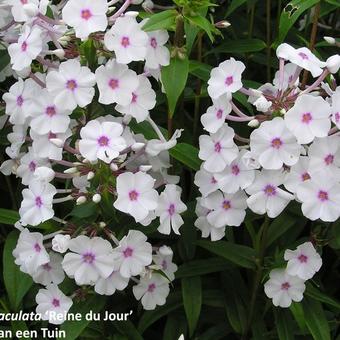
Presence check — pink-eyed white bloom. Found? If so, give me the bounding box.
[79,120,126,163]
[153,246,177,281]
[144,29,170,69]
[145,129,183,157]
[202,190,247,228]
[276,43,326,77]
[215,150,255,193]
[250,117,301,170]
[30,89,72,134]
[133,273,170,310]
[113,172,159,223]
[284,95,331,144]
[36,284,73,325]
[113,230,152,278]
[284,242,322,280]
[264,268,305,308]
[8,25,43,71]
[13,228,50,274]
[198,124,238,172]
[32,252,65,286]
[194,166,220,197]
[46,59,96,111]
[62,235,115,285]
[52,234,71,254]
[207,58,245,99]
[284,156,312,194]
[201,94,232,133]
[94,269,129,295]
[104,16,148,64]
[296,173,340,222]
[273,63,298,90]
[7,0,46,22]
[115,75,156,122]
[330,89,340,128]
[19,181,56,226]
[245,170,294,218]
[155,184,187,235]
[95,59,139,106]
[62,0,108,40]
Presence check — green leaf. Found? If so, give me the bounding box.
[11,321,31,340]
[224,0,247,17]
[290,302,307,332]
[182,276,202,336]
[199,323,231,340]
[207,39,266,55]
[303,298,331,340]
[185,15,215,42]
[0,209,19,225]
[274,309,295,340]
[113,320,143,340]
[196,240,256,269]
[69,202,98,219]
[266,213,297,247]
[169,143,201,171]
[0,49,10,73]
[80,39,96,69]
[58,295,106,340]
[3,231,33,310]
[161,56,189,117]
[163,312,188,340]
[325,0,340,7]
[189,61,212,82]
[305,283,340,310]
[273,0,320,48]
[142,10,177,32]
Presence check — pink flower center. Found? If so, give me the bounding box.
[281,282,290,290]
[66,79,77,91]
[43,263,52,271]
[324,154,334,165]
[129,190,139,201]
[298,254,308,263]
[214,142,222,153]
[81,9,92,20]
[123,247,133,258]
[216,109,223,119]
[301,112,312,124]
[21,41,28,52]
[222,200,231,210]
[168,203,175,216]
[318,190,328,202]
[46,106,56,117]
[20,0,28,4]
[34,243,41,252]
[335,112,340,122]
[211,176,217,184]
[271,137,282,149]
[28,161,36,172]
[161,259,168,270]
[131,93,138,103]
[301,172,311,181]
[48,132,57,139]
[121,36,130,48]
[225,76,233,86]
[52,298,60,307]
[83,252,95,264]
[150,37,157,49]
[298,52,309,60]
[98,135,109,147]
[147,283,156,292]
[16,95,24,107]
[264,184,276,196]
[35,196,43,207]
[231,164,240,176]
[109,79,119,89]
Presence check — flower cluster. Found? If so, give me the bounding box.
[195,43,340,240]
[264,242,322,308]
[0,0,186,319]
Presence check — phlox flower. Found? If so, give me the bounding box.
[144,29,170,69]
[152,246,177,281]
[52,234,71,254]
[284,156,312,194]
[7,0,47,22]
[94,270,129,296]
[194,166,220,197]
[330,89,340,128]
[273,63,298,90]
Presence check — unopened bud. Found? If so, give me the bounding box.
[52,49,65,59]
[49,138,64,148]
[58,35,71,47]
[76,196,86,205]
[280,108,286,115]
[132,142,145,152]
[87,171,95,180]
[139,165,152,172]
[215,20,231,29]
[92,193,101,203]
[247,119,259,128]
[110,163,118,171]
[324,36,336,45]
[64,167,78,174]
[99,221,106,228]
[142,0,154,10]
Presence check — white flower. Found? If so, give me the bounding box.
[94,269,129,295]
[264,269,305,308]
[115,75,156,122]
[331,90,340,128]
[284,95,331,144]
[276,43,326,77]
[155,184,187,235]
[326,54,340,74]
[296,173,340,222]
[19,181,56,226]
[284,156,312,194]
[194,166,220,197]
[284,242,322,280]
[132,273,170,310]
[62,235,115,285]
[8,0,46,22]
[153,246,177,281]
[95,59,139,106]
[250,117,301,170]
[113,172,159,223]
[200,94,232,133]
[104,16,148,64]
[32,252,65,286]
[79,120,126,163]
[113,230,152,278]
[145,129,182,157]
[52,234,71,254]
[273,63,298,90]
[144,29,170,69]
[62,0,108,40]
[46,59,96,111]
[202,190,247,228]
[198,125,238,172]
[214,149,255,193]
[207,58,245,99]
[13,228,50,274]
[245,170,294,218]
[8,25,43,71]
[36,284,73,325]
[33,166,55,184]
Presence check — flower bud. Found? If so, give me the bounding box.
[139,165,152,172]
[52,234,71,253]
[326,54,340,74]
[49,138,64,148]
[324,36,336,45]
[110,163,118,171]
[99,221,106,228]
[132,142,145,152]
[52,49,65,59]
[248,119,259,128]
[142,0,154,10]
[64,167,78,174]
[76,196,87,205]
[87,171,95,180]
[215,20,231,29]
[92,193,102,203]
